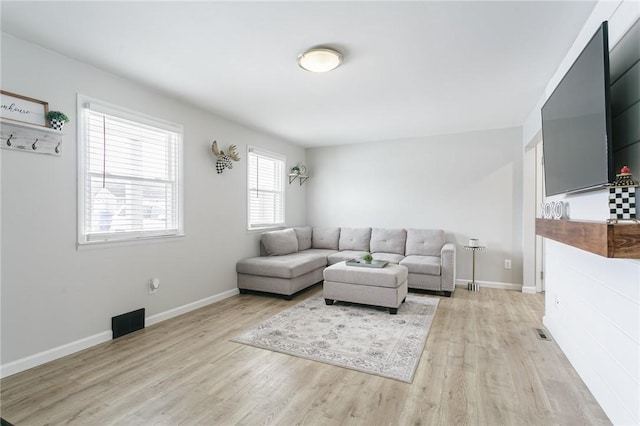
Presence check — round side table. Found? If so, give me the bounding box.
[464,246,485,292]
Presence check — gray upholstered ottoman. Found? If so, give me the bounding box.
[323,261,408,314]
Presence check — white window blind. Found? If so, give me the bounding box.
[248,147,285,229]
[78,96,183,244]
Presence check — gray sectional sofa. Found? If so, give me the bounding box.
[236,227,456,299]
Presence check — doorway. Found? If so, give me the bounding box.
[523,131,545,294]
[535,142,545,293]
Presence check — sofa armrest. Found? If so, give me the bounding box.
[440,243,456,292]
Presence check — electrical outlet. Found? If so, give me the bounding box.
[504,259,512,269]
[149,278,160,294]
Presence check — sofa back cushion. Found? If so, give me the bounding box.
[370,228,407,255]
[405,228,445,256]
[312,227,340,250]
[338,227,371,251]
[294,226,312,250]
[261,228,299,256]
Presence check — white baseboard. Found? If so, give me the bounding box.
[146,288,239,326]
[521,285,538,294]
[0,288,239,379]
[0,330,112,379]
[455,279,522,291]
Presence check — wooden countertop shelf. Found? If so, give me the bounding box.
[536,218,640,259]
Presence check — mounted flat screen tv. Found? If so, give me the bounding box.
[541,21,613,196]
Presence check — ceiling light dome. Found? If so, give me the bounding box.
[297,47,343,73]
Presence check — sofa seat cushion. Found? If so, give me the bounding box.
[301,248,339,258]
[400,255,441,276]
[236,252,327,279]
[372,252,405,264]
[327,250,369,265]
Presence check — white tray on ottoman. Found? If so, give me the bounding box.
[323,261,408,314]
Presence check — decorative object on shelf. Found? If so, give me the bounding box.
[0,90,49,127]
[361,252,373,264]
[211,140,240,174]
[608,165,638,222]
[552,201,564,219]
[540,201,569,219]
[463,245,485,292]
[288,164,309,185]
[290,164,307,175]
[0,118,63,156]
[468,238,479,247]
[45,111,69,131]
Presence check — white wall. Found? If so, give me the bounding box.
[306,127,523,288]
[522,1,640,423]
[0,35,306,373]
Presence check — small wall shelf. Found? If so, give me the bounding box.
[0,118,63,156]
[536,218,640,259]
[288,173,309,185]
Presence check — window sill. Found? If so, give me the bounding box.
[247,226,285,233]
[77,233,185,250]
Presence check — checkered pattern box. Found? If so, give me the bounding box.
[609,186,637,220]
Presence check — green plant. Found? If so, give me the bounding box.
[361,253,373,262]
[46,111,69,123]
[291,165,300,174]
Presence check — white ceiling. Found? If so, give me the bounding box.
[1,1,596,148]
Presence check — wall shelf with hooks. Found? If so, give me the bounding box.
[288,173,309,185]
[0,118,63,156]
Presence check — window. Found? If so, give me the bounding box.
[78,95,183,244]
[247,147,285,230]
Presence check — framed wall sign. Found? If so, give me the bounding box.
[0,90,49,127]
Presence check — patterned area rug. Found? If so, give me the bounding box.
[232,294,439,383]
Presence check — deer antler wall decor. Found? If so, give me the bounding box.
[211,141,241,174]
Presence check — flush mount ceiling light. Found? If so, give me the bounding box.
[297,47,343,73]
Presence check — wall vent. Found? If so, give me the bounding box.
[112,308,145,339]
[535,327,551,341]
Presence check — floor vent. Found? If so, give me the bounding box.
[112,308,145,339]
[535,328,551,341]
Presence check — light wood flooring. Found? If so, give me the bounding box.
[1,286,611,425]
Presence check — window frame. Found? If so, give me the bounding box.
[77,94,184,246]
[247,146,286,231]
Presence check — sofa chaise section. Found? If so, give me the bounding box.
[236,227,338,298]
[237,251,327,298]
